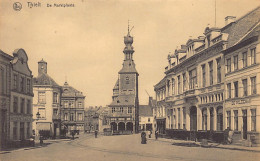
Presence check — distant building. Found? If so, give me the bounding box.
[98,107,110,132]
[33,59,61,138]
[85,107,99,132]
[84,106,109,132]
[61,82,85,134]
[139,97,155,131]
[0,49,33,148]
[108,27,139,134]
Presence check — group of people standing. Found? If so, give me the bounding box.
[141,130,159,144]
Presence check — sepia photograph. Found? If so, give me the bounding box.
[0,0,260,160]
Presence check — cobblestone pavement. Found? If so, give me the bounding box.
[1,133,259,161]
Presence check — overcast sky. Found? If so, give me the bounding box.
[0,0,259,107]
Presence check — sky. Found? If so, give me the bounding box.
[0,0,259,107]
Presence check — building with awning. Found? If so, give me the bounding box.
[33,59,62,138]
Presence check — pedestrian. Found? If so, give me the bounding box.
[227,127,233,144]
[40,135,43,146]
[155,130,158,140]
[141,131,147,144]
[95,130,98,138]
[148,130,152,138]
[71,131,75,140]
[223,128,230,144]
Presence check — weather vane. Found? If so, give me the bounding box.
[128,20,134,34]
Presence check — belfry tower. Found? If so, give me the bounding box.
[108,24,139,134]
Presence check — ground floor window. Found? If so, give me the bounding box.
[178,108,180,129]
[251,109,256,131]
[217,107,223,131]
[27,122,30,139]
[226,111,231,129]
[13,122,18,140]
[183,107,186,130]
[202,108,207,130]
[20,122,24,140]
[234,110,238,131]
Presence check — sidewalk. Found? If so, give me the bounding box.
[0,138,71,154]
[152,137,260,153]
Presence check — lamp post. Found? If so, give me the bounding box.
[34,112,41,139]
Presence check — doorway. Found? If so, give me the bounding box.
[190,106,197,131]
[242,110,247,140]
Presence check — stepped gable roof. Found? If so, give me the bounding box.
[139,105,153,117]
[62,82,85,97]
[110,95,135,106]
[113,79,119,90]
[118,60,138,74]
[33,73,60,87]
[223,6,260,48]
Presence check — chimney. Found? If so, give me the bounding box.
[225,16,236,26]
[38,59,47,76]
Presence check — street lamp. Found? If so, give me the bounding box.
[34,112,41,139]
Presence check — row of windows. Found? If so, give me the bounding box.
[159,57,222,101]
[226,109,256,131]
[226,47,256,73]
[12,122,31,140]
[200,93,224,104]
[226,76,257,99]
[201,107,223,131]
[38,92,59,104]
[13,73,32,94]
[13,96,31,114]
[111,107,132,114]
[63,101,83,108]
[167,107,186,130]
[64,113,83,121]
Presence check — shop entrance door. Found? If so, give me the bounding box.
[242,110,247,140]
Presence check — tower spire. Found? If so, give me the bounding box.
[123,22,134,60]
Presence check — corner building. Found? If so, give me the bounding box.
[108,28,139,134]
[223,7,260,143]
[0,49,33,148]
[33,59,61,138]
[154,7,260,143]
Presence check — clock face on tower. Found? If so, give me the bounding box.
[41,66,44,69]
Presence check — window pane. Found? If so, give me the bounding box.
[251,48,256,65]
[242,52,247,68]
[242,79,248,96]
[251,77,256,94]
[234,81,238,97]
